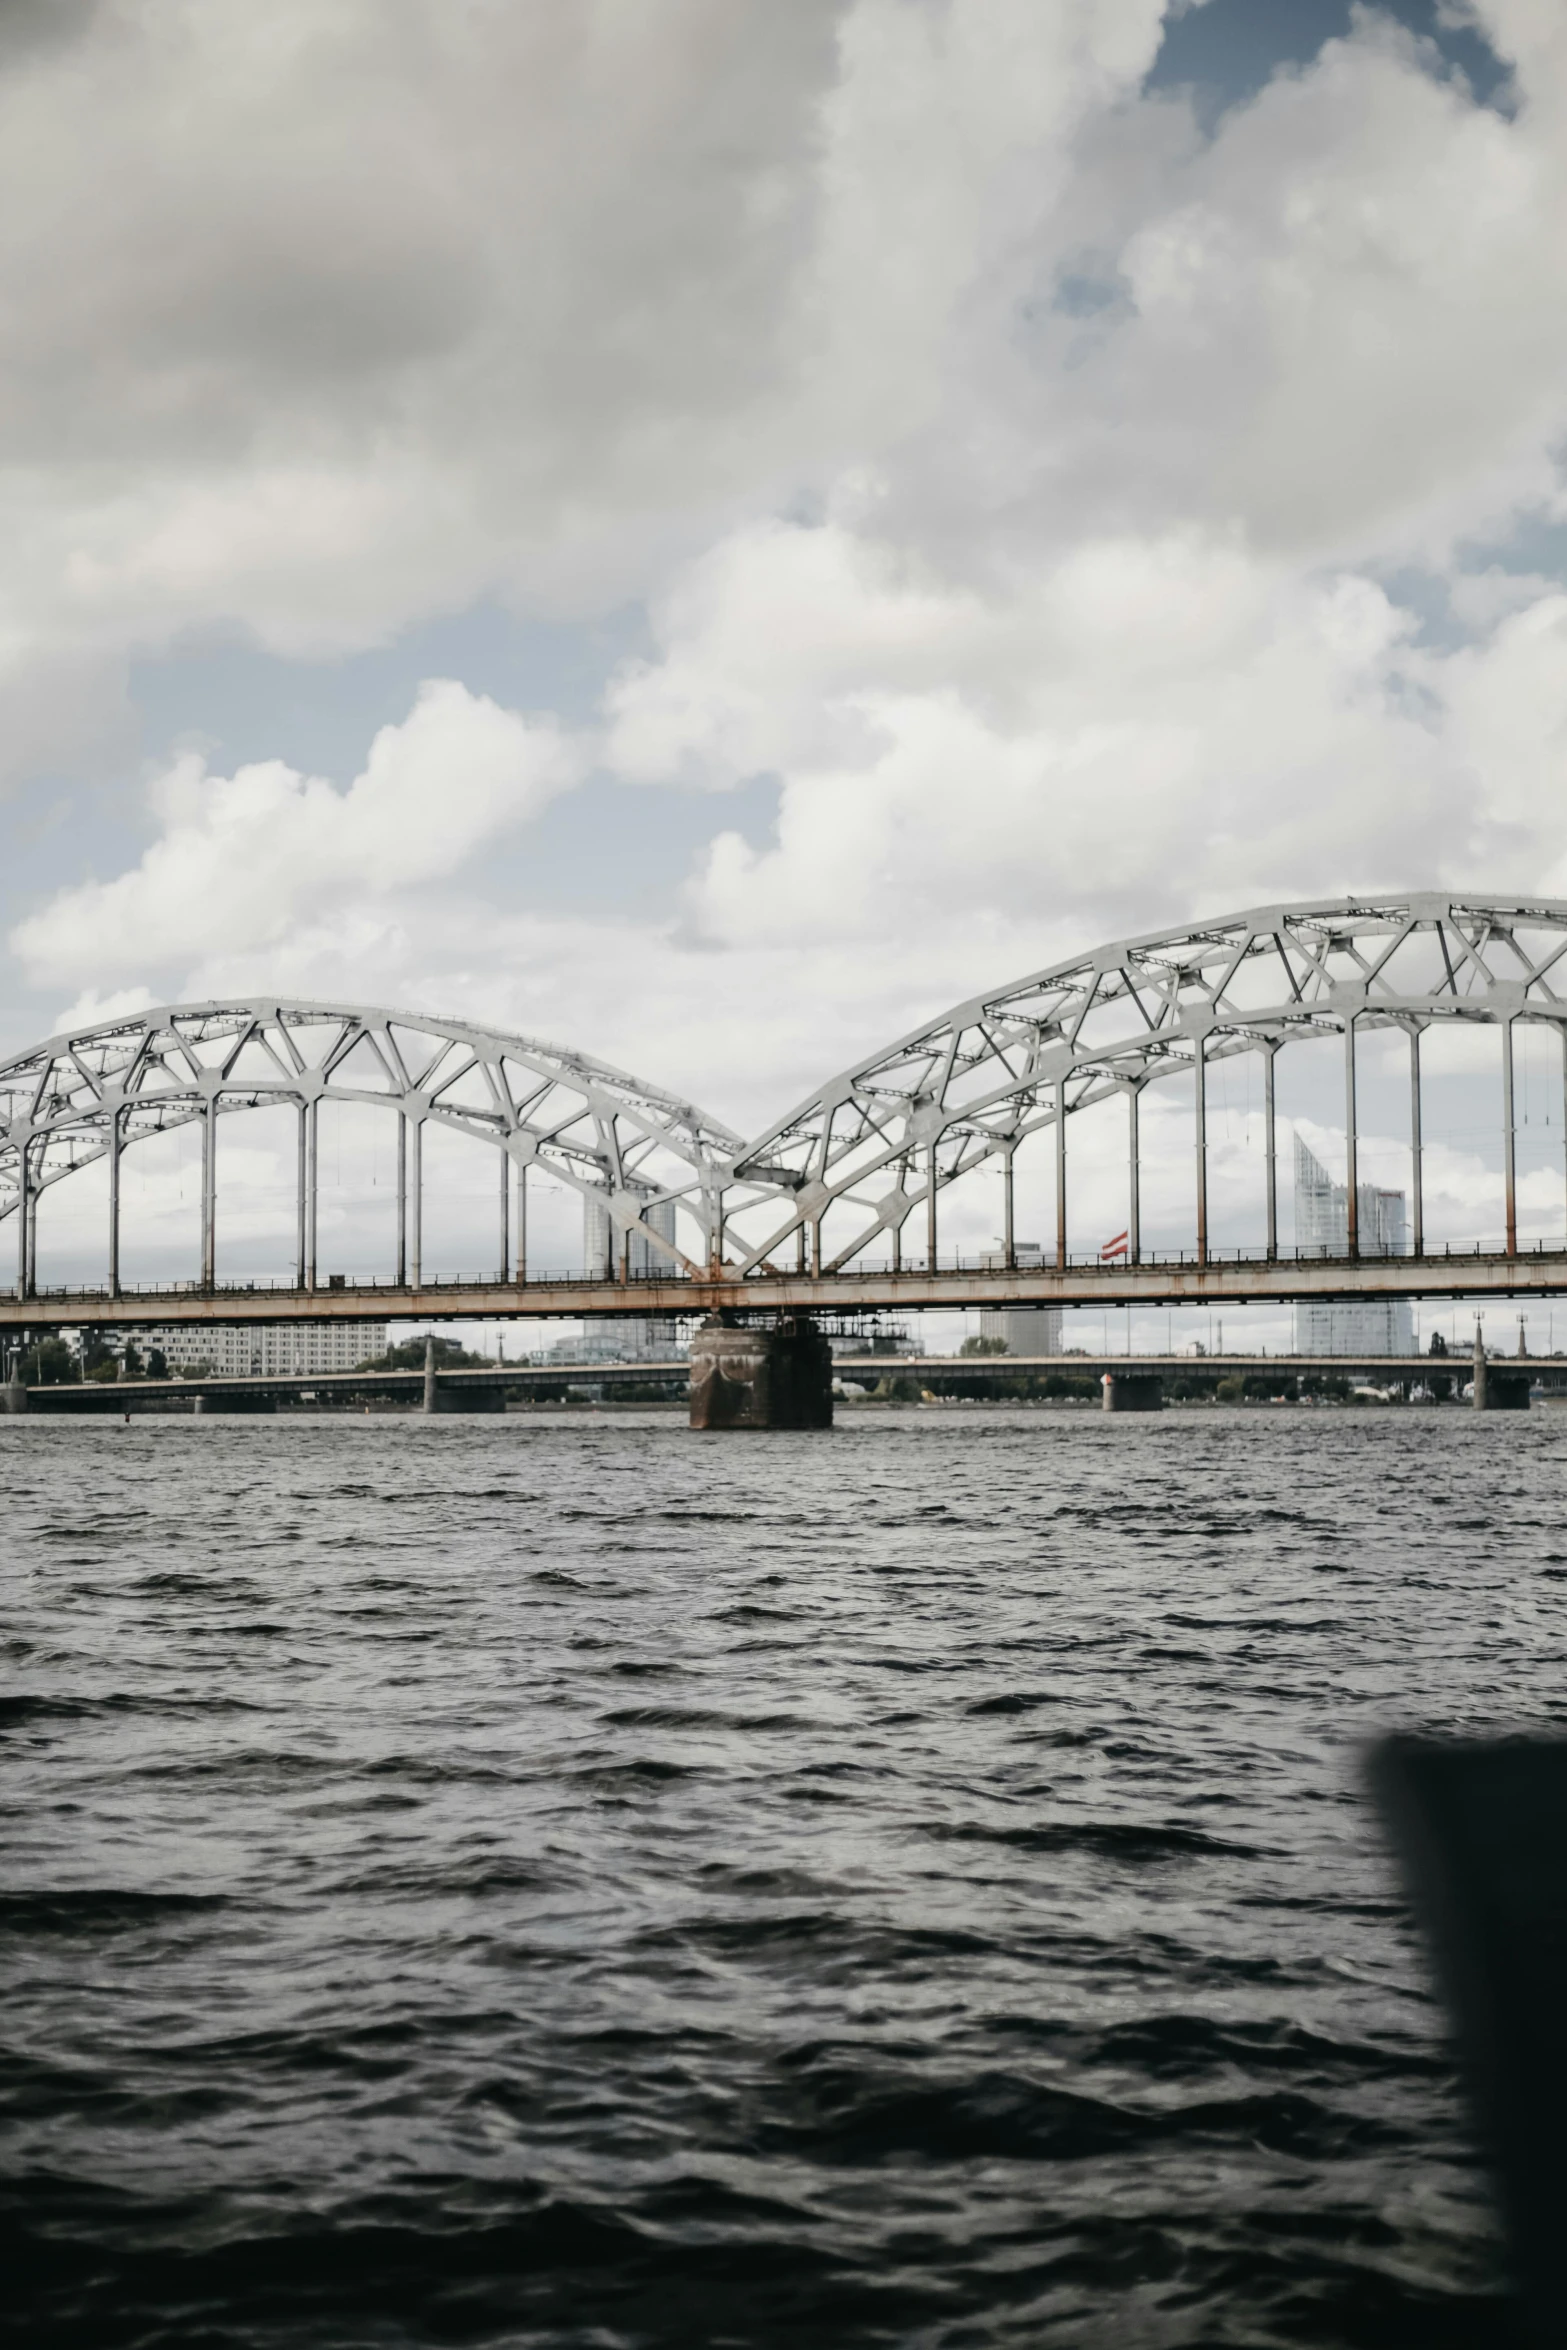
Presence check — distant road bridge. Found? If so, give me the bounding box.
[11,1353,1532,1417]
[6,894,1567,1335]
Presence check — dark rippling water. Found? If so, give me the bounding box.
[3,1402,1557,2347]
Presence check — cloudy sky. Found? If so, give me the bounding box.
[3,0,1563,1200]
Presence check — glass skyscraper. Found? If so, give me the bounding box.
[1293,1136,1416,1355]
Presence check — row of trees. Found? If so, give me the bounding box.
[355,1336,492,1370]
[13,1332,171,1385]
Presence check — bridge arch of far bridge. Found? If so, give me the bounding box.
[3,896,1567,1304]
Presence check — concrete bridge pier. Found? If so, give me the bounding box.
[420,1334,505,1413]
[689,1312,833,1430]
[1472,1331,1530,1411]
[3,1350,27,1414]
[1102,1371,1163,1413]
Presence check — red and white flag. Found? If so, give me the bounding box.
[1100,1231,1129,1261]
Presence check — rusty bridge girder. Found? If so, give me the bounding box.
[1,1250,1567,1332]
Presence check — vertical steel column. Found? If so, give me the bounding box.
[201,1091,216,1291]
[409,1118,421,1289]
[108,1109,121,1297]
[515,1158,527,1285]
[1410,1024,1424,1258]
[1055,1078,1067,1269]
[1264,1044,1278,1262]
[927,1142,938,1270]
[810,1215,821,1278]
[24,1151,36,1300]
[1128,1087,1141,1266]
[499,1143,510,1282]
[798,1215,808,1274]
[1344,1017,1359,1259]
[15,1140,28,1300]
[1003,1141,1016,1270]
[306,1098,319,1291]
[296,1100,308,1290]
[1194,1038,1208,1266]
[1503,1017,1518,1256]
[395,1110,407,1287]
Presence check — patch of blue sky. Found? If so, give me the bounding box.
[412,762,781,928]
[0,769,153,1037]
[132,599,780,924]
[1146,0,1512,131]
[131,599,647,777]
[1372,516,1567,657]
[1460,513,1567,582]
[0,595,783,1052]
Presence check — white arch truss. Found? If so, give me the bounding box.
[0,1001,746,1295]
[729,894,1567,1275]
[4,896,1567,1303]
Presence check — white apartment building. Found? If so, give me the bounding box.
[137,1322,389,1377]
[1293,1136,1416,1355]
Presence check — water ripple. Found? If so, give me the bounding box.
[0,1405,1545,2344]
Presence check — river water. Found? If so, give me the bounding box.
[2,1402,1557,2347]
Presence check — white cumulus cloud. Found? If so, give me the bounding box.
[12,680,584,988]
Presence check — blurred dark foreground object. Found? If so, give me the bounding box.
[1371,1736,1567,2349]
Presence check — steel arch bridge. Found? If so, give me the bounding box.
[6,892,1567,1329]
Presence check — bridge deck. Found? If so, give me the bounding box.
[5,1250,1567,1328]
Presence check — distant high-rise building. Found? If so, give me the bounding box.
[1293,1137,1415,1355]
[582,1188,679,1279]
[580,1189,682,1361]
[978,1243,1063,1356]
